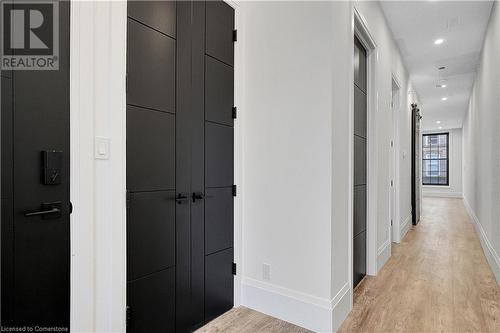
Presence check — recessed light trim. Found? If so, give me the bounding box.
[434,38,445,45]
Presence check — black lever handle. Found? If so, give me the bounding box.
[24,201,62,219]
[175,193,190,204]
[192,192,205,202]
[25,207,61,217]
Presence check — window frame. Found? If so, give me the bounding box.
[422,132,449,186]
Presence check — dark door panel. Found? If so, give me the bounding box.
[205,187,234,255]
[353,36,367,288]
[205,123,234,188]
[127,191,176,280]
[127,268,176,333]
[127,105,175,192]
[127,18,176,113]
[127,1,234,330]
[1,198,13,323]
[353,185,367,238]
[353,135,367,186]
[7,1,70,326]
[205,56,234,127]
[128,0,176,38]
[1,76,12,197]
[354,85,367,138]
[206,1,234,66]
[353,231,366,287]
[205,248,234,322]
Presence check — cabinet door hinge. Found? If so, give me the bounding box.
[232,185,237,197]
[233,29,237,42]
[232,262,237,275]
[232,106,237,119]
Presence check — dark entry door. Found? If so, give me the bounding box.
[411,103,421,225]
[126,1,235,331]
[353,36,367,288]
[1,1,70,329]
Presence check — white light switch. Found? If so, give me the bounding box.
[95,136,110,160]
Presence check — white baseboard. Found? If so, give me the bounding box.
[463,198,500,285]
[241,278,351,332]
[422,191,463,198]
[377,239,391,271]
[400,212,412,241]
[332,283,351,332]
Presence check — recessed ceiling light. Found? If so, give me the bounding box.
[436,84,447,88]
[436,121,441,124]
[439,126,443,130]
[441,97,448,101]
[434,38,445,45]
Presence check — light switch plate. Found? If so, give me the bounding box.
[95,136,110,160]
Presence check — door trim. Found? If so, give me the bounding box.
[70,2,127,331]
[391,75,402,243]
[352,6,379,287]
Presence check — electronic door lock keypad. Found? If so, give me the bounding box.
[42,150,62,185]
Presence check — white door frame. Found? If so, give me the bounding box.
[70,2,127,331]
[352,7,378,281]
[391,75,402,243]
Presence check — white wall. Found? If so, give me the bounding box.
[239,2,335,331]
[422,128,463,198]
[462,2,500,284]
[239,1,415,331]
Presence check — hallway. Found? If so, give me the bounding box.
[338,197,500,332]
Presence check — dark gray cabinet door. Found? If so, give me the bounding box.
[353,36,367,288]
[126,2,178,332]
[126,1,235,331]
[1,1,70,328]
[204,1,235,321]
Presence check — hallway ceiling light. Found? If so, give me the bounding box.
[436,121,441,124]
[434,38,445,45]
[441,97,448,101]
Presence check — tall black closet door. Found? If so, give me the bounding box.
[126,2,177,332]
[204,0,235,322]
[126,1,235,331]
[353,36,367,288]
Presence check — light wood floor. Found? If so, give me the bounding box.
[198,198,500,333]
[339,197,500,333]
[196,306,311,333]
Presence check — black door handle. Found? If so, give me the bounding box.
[175,193,190,204]
[25,207,61,217]
[24,201,62,219]
[192,192,205,202]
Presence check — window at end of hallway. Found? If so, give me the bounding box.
[422,133,449,186]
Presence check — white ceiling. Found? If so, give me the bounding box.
[381,1,493,131]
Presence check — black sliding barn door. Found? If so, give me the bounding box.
[1,1,71,329]
[353,36,367,288]
[126,1,235,331]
